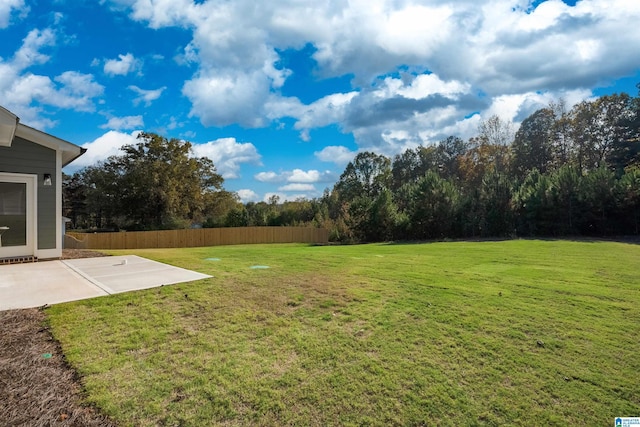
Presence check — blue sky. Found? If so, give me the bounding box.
[1,0,639,202]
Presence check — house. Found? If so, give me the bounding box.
[0,106,85,261]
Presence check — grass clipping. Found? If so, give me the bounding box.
[0,308,115,426]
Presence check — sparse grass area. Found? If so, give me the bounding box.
[46,240,640,426]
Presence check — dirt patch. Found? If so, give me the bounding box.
[0,308,116,426]
[61,249,110,260]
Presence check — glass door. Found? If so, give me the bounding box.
[0,174,35,258]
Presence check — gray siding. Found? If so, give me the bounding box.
[0,137,57,249]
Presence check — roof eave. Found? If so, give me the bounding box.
[0,106,19,147]
[14,123,86,167]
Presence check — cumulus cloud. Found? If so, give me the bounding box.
[108,0,640,157]
[254,171,284,183]
[287,169,335,183]
[11,28,54,68]
[377,4,454,58]
[100,115,144,130]
[0,0,28,29]
[255,169,336,184]
[49,72,104,110]
[113,0,640,92]
[103,53,141,76]
[314,146,358,166]
[263,191,312,202]
[191,137,261,179]
[306,74,591,153]
[462,0,640,93]
[291,92,358,140]
[128,85,166,106]
[183,70,272,127]
[483,88,593,123]
[236,189,260,203]
[108,0,199,29]
[263,192,287,203]
[278,183,316,192]
[71,130,141,169]
[6,71,103,117]
[177,6,296,128]
[0,29,104,128]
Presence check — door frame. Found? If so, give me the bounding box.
[0,172,37,258]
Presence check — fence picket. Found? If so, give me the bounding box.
[65,227,328,250]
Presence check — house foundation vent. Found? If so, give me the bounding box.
[0,256,38,265]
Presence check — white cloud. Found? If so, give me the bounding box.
[237,189,260,203]
[376,4,454,58]
[483,88,593,123]
[183,70,271,127]
[255,169,336,184]
[292,92,358,139]
[72,130,141,169]
[392,74,469,100]
[314,146,357,166]
[263,192,287,203]
[263,192,312,202]
[49,72,104,111]
[287,169,335,183]
[109,0,199,29]
[100,115,144,130]
[347,103,471,154]
[425,114,482,145]
[278,183,316,192]
[128,85,166,106]
[103,53,141,76]
[191,137,261,179]
[178,8,296,128]
[108,0,640,158]
[0,27,104,128]
[7,71,103,114]
[254,171,284,183]
[263,54,292,89]
[113,0,640,95]
[0,0,28,29]
[12,28,55,69]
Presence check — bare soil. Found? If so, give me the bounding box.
[1,249,115,426]
[61,249,111,260]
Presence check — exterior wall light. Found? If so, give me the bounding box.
[43,174,52,186]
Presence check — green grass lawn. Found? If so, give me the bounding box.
[47,240,640,426]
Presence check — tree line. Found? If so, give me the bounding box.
[64,88,640,242]
[64,132,237,231]
[319,91,640,241]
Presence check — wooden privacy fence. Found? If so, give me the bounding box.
[65,227,329,250]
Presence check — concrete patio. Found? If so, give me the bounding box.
[0,255,211,310]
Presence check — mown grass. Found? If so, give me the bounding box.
[47,240,640,426]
